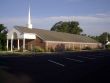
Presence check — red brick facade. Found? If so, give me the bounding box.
[45,41,102,51]
[11,36,102,51]
[25,36,45,50]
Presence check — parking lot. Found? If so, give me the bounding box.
[0,50,110,83]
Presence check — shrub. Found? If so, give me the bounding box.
[16,48,23,52]
[82,47,92,50]
[66,48,73,51]
[50,47,55,52]
[74,47,80,51]
[106,45,110,49]
[32,46,44,52]
[0,47,6,51]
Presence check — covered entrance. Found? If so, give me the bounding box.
[7,31,36,52]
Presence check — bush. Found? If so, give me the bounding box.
[74,47,80,51]
[82,47,92,50]
[32,46,44,52]
[50,47,55,52]
[106,45,110,49]
[66,48,73,51]
[15,48,23,52]
[0,46,7,51]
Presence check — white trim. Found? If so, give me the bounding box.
[23,33,36,39]
[23,32,45,40]
[45,41,101,45]
[23,32,36,35]
[22,32,44,40]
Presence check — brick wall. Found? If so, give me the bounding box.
[25,36,45,50]
[45,41,102,51]
[19,35,102,51]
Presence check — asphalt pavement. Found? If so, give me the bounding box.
[0,51,110,83]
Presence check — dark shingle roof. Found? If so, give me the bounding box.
[15,26,98,43]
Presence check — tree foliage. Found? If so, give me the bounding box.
[51,21,83,35]
[98,32,110,44]
[0,24,8,50]
[89,32,110,44]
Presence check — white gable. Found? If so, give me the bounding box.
[7,28,21,39]
[7,28,36,39]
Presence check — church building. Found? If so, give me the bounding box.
[7,4,102,52]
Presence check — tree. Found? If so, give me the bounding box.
[0,24,8,50]
[51,21,83,35]
[88,35,99,42]
[89,32,110,45]
[98,32,110,44]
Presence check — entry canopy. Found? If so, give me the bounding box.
[7,26,36,39]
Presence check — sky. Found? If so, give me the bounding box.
[0,0,110,36]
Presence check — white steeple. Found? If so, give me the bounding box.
[106,33,108,42]
[27,1,32,29]
[106,33,110,45]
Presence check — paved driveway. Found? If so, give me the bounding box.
[0,51,110,83]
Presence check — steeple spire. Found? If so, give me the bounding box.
[106,33,108,42]
[27,0,32,29]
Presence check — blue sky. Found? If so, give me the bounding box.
[0,0,110,35]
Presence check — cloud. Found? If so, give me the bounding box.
[0,14,110,36]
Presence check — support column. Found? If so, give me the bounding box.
[23,38,25,51]
[11,39,13,52]
[11,34,13,52]
[18,39,20,50]
[7,39,9,51]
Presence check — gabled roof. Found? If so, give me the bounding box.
[15,26,99,43]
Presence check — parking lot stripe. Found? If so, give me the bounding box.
[77,56,96,59]
[94,56,104,57]
[64,58,84,63]
[48,60,65,67]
